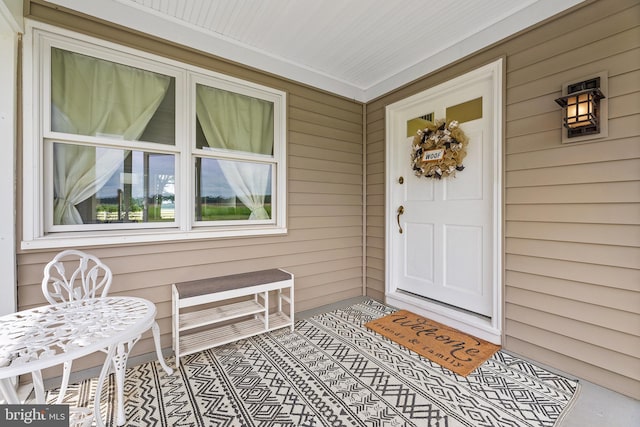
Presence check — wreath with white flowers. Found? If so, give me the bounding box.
[411,119,469,179]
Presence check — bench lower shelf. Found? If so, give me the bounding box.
[179,299,265,331]
[178,311,293,357]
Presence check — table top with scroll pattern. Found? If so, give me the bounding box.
[0,297,155,377]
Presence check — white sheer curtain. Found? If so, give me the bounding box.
[51,48,171,224]
[196,85,274,220]
[52,144,124,225]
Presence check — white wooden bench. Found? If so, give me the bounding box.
[171,268,294,359]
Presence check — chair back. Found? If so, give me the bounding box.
[42,249,113,304]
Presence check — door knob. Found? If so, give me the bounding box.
[397,205,404,234]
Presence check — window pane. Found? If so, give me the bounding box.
[195,84,274,155]
[195,157,272,221]
[51,47,175,145]
[52,142,175,225]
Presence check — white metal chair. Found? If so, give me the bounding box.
[42,249,113,304]
[40,250,173,407]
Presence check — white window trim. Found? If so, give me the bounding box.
[22,21,287,250]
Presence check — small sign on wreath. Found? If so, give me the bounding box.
[422,148,444,162]
[411,119,469,179]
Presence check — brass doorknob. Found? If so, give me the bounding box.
[397,205,404,234]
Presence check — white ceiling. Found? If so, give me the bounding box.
[44,0,584,101]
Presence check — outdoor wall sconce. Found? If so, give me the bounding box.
[555,72,608,143]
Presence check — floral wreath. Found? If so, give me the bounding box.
[411,119,469,179]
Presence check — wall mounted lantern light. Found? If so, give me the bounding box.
[555,72,608,143]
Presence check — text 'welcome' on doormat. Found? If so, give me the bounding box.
[365,309,500,376]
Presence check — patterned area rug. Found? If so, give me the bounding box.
[48,300,580,426]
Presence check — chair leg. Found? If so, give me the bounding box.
[55,361,73,404]
[0,378,20,404]
[151,321,173,375]
[31,370,45,403]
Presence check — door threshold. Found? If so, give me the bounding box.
[399,289,491,321]
[386,291,501,344]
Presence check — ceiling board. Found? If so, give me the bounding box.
[43,0,585,101]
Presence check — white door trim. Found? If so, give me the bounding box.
[384,59,503,344]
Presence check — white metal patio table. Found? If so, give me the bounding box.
[0,296,171,427]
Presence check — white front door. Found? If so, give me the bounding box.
[385,60,503,342]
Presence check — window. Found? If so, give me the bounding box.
[193,83,275,225]
[22,24,287,249]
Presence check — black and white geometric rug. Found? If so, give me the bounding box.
[49,300,580,426]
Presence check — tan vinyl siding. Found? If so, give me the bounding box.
[503,0,640,400]
[19,1,363,376]
[366,0,639,399]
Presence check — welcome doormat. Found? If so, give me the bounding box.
[365,309,500,376]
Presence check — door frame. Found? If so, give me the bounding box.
[384,59,504,344]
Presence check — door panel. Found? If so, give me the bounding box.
[445,129,483,201]
[406,171,434,201]
[405,222,434,282]
[444,224,483,294]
